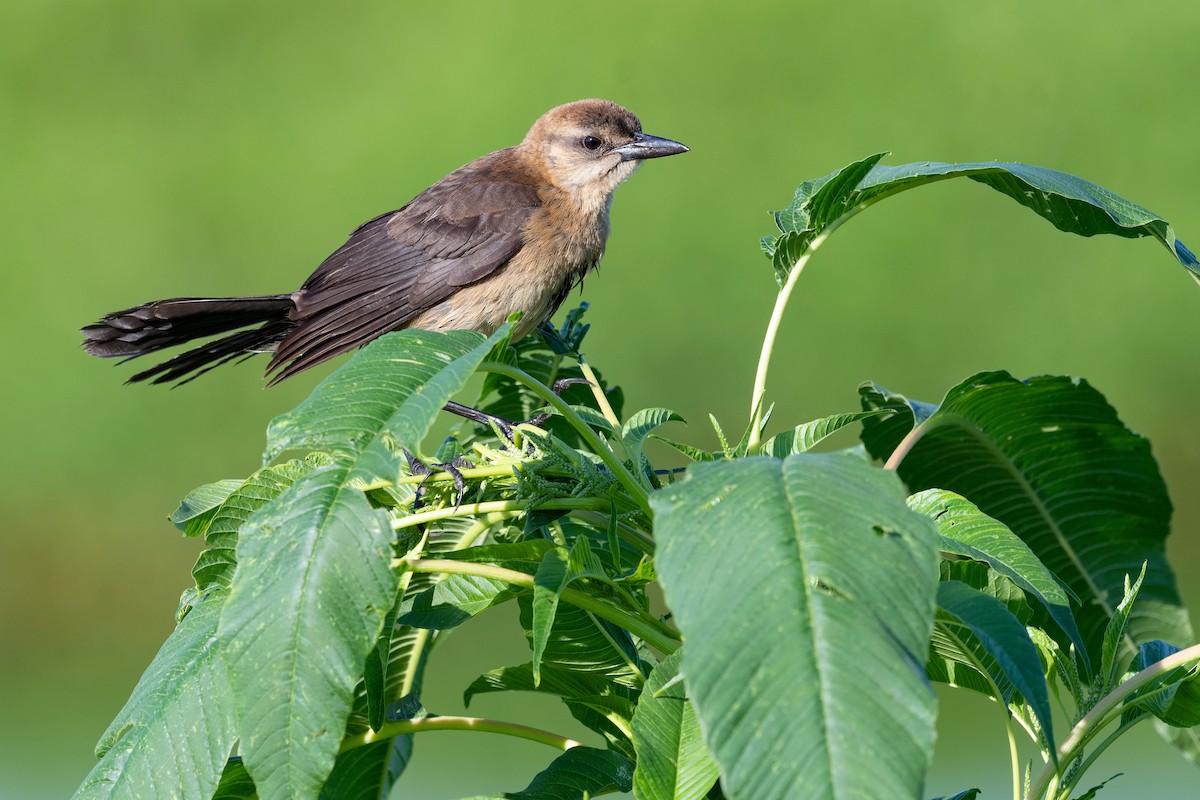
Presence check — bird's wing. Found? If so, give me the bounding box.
[267,151,540,381]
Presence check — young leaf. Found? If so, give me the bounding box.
[908,488,1088,672]
[1098,566,1147,698]
[501,746,634,800]
[398,573,521,630]
[74,590,236,800]
[620,408,684,487]
[861,373,1193,668]
[652,452,940,800]
[171,479,243,537]
[218,465,399,800]
[759,410,887,457]
[934,580,1055,754]
[631,650,720,800]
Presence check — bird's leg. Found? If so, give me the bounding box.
[442,377,592,442]
[403,448,473,509]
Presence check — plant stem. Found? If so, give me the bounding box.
[1024,642,1200,799]
[340,715,582,754]
[746,231,829,452]
[401,557,681,654]
[481,361,651,514]
[1005,715,1022,800]
[395,464,519,485]
[884,417,938,471]
[392,498,609,531]
[578,357,622,431]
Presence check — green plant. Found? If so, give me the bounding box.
[75,155,1200,800]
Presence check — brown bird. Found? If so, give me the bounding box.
[82,99,687,387]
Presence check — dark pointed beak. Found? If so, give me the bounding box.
[613,132,689,161]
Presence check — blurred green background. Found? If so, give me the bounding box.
[5,0,1200,797]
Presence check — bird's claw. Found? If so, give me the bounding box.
[403,449,474,509]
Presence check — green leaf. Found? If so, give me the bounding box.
[768,156,1197,279]
[1122,640,1200,728]
[620,407,684,485]
[218,465,399,800]
[650,434,720,463]
[908,488,1088,671]
[934,581,1055,753]
[74,590,236,800]
[652,452,940,800]
[465,663,638,749]
[190,457,323,591]
[171,479,242,537]
[518,592,645,690]
[502,747,634,800]
[318,739,411,800]
[212,758,257,800]
[861,373,1193,669]
[398,573,521,629]
[631,650,720,800]
[531,547,571,686]
[760,410,887,457]
[931,791,980,800]
[1099,566,1147,698]
[264,326,508,466]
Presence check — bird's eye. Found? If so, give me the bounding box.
[581,135,602,151]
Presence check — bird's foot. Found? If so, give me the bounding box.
[403,449,475,509]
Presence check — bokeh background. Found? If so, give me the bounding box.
[5,1,1200,797]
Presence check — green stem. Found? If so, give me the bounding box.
[578,357,621,431]
[402,557,681,653]
[340,715,582,754]
[1005,715,1022,800]
[884,417,939,471]
[1058,717,1144,798]
[395,464,519,485]
[1025,642,1200,799]
[392,498,609,531]
[481,360,650,513]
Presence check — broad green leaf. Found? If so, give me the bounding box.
[318,739,411,800]
[74,590,236,800]
[860,373,1193,668]
[1122,640,1200,729]
[531,547,571,686]
[212,758,257,800]
[765,156,1197,280]
[218,465,398,800]
[652,452,940,800]
[190,457,323,591]
[934,581,1055,753]
[518,593,645,690]
[502,747,634,800]
[631,650,720,800]
[171,479,242,537]
[908,489,1087,671]
[264,326,509,468]
[760,410,887,457]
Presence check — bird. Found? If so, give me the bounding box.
[81,98,688,388]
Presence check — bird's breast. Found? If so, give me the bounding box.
[409,201,610,339]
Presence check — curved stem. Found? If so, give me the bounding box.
[480,361,650,514]
[746,232,828,452]
[401,557,680,654]
[578,358,622,431]
[340,715,582,754]
[1025,642,1200,799]
[392,498,609,531]
[884,417,939,471]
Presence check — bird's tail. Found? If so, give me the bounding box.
[81,295,296,385]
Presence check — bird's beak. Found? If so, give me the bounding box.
[613,132,689,161]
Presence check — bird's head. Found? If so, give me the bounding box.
[522,99,688,204]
